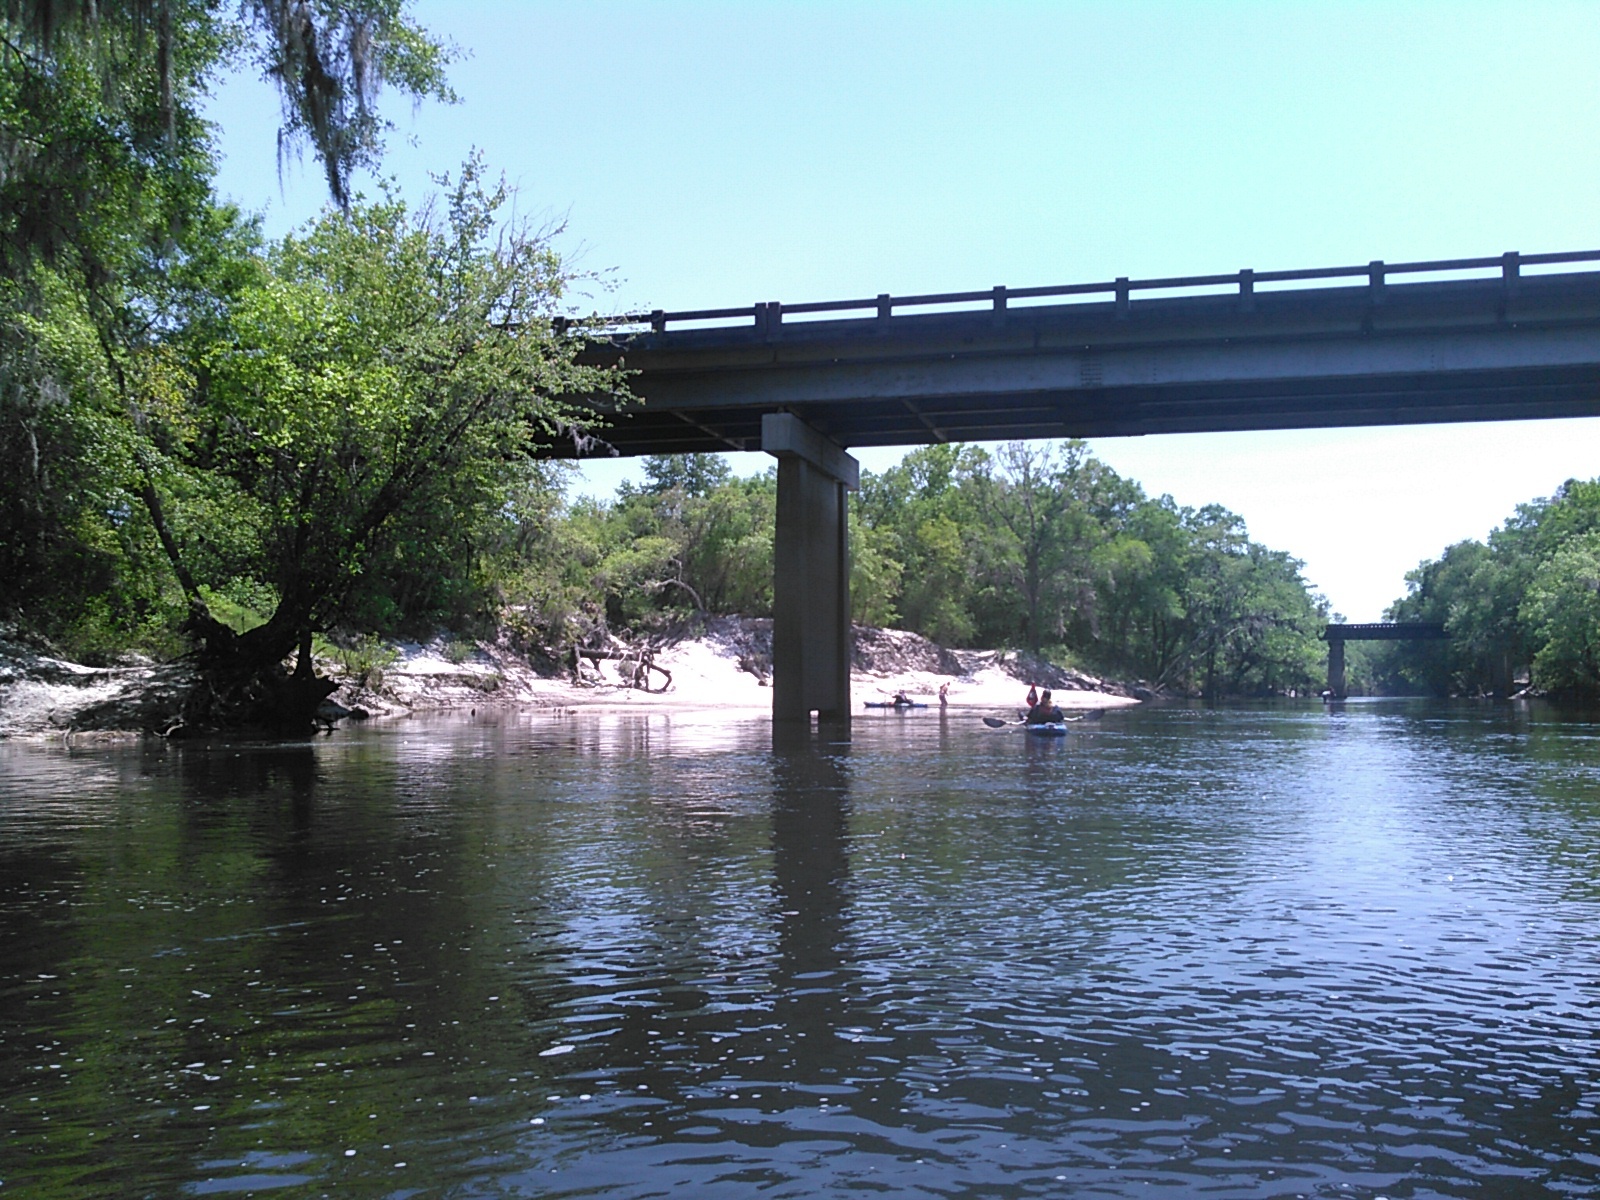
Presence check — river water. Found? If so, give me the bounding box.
[2,701,1599,1198]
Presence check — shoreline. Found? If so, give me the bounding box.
[329,625,1140,723]
[0,619,1142,741]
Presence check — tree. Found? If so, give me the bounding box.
[1523,533,1600,697]
[639,452,732,498]
[968,442,1075,653]
[849,439,1328,695]
[138,164,624,726]
[585,463,775,626]
[856,443,985,645]
[849,507,901,627]
[1376,478,1600,697]
[1,1,452,227]
[0,0,453,671]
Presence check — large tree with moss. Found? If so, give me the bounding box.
[0,0,452,641]
[0,4,634,727]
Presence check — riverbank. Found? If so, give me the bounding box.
[0,616,1141,739]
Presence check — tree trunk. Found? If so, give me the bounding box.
[177,600,337,735]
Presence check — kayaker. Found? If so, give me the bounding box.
[1026,689,1064,724]
[891,689,912,707]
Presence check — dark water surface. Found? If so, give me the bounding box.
[4,701,1600,1198]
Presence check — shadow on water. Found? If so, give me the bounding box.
[767,724,910,1151]
[769,723,853,1030]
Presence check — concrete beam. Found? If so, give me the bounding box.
[761,412,860,489]
[637,325,1600,414]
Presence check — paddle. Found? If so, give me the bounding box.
[982,710,1105,728]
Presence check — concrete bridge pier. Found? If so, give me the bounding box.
[763,413,858,725]
[1327,635,1346,699]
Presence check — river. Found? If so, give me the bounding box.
[2,701,1598,1198]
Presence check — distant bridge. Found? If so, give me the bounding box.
[556,251,1600,725]
[1321,622,1449,698]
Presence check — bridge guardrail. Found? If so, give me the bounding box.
[566,249,1600,337]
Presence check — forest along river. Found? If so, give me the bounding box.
[2,703,1599,1198]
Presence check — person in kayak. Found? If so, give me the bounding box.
[1025,689,1064,724]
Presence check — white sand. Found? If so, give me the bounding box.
[363,631,1135,718]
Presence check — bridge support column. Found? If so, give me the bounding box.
[1327,636,1346,699]
[763,414,858,725]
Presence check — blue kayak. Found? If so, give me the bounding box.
[864,700,927,709]
[1025,722,1070,736]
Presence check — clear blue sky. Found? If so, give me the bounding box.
[205,1,1600,620]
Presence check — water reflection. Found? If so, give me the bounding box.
[3,703,1600,1196]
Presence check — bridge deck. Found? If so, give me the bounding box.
[561,251,1600,457]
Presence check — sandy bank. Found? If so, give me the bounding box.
[343,619,1137,719]
[0,617,1140,738]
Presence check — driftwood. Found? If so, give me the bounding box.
[571,642,672,692]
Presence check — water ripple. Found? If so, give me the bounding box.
[3,702,1600,1196]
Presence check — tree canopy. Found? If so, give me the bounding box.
[1376,478,1600,698]
[0,2,640,727]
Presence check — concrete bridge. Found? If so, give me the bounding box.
[560,250,1600,724]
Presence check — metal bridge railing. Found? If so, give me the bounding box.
[570,248,1600,337]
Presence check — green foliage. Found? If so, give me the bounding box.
[490,438,1321,698]
[0,1,453,228]
[508,461,775,638]
[136,162,624,664]
[319,631,397,688]
[246,0,458,206]
[638,453,732,497]
[0,0,229,655]
[0,0,462,713]
[852,440,1328,696]
[1524,534,1600,696]
[196,585,272,634]
[849,508,902,627]
[1378,477,1600,697]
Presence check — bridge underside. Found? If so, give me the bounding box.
[573,366,1600,455]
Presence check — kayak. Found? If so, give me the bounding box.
[1025,722,1070,736]
[864,700,927,709]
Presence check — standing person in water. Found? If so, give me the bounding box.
[939,682,950,708]
[1026,689,1065,725]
